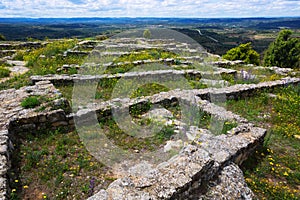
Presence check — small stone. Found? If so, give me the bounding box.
[38,115,47,123]
[0,145,7,155]
[52,121,68,127]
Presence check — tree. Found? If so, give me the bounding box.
[223,42,260,65]
[263,29,300,68]
[0,34,5,41]
[143,29,151,39]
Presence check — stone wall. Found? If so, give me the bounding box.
[0,81,71,199]
[1,37,298,199]
[0,42,47,50]
[30,68,237,86]
[0,50,16,58]
[0,77,299,199]
[72,77,300,123]
[88,126,266,199]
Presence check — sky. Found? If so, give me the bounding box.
[0,0,299,18]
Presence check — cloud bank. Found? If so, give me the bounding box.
[0,0,299,18]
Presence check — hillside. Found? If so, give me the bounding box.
[0,29,299,199]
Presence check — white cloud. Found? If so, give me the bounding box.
[0,0,299,17]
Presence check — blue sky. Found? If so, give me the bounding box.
[0,0,299,18]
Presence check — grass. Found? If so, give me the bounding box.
[57,85,74,102]
[113,49,178,63]
[0,73,31,91]
[58,76,203,103]
[104,49,180,74]
[21,96,41,109]
[9,129,113,200]
[99,118,176,151]
[226,85,300,199]
[130,83,169,98]
[221,65,285,85]
[0,39,86,91]
[24,39,85,75]
[0,65,10,78]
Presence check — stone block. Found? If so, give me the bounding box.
[52,121,68,127]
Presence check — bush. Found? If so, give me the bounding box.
[264,29,300,68]
[223,42,260,65]
[0,34,5,41]
[21,96,41,109]
[0,66,10,78]
[143,29,151,39]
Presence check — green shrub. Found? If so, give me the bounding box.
[143,29,152,39]
[0,34,5,41]
[0,66,10,78]
[264,29,300,68]
[223,42,260,65]
[21,96,41,109]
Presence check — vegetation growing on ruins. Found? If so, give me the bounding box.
[24,40,83,75]
[227,85,300,199]
[20,96,41,109]
[0,65,10,78]
[0,26,299,199]
[9,129,114,200]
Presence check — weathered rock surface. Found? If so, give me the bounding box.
[198,163,254,200]
[88,125,266,200]
[30,67,237,86]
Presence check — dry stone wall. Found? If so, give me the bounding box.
[88,126,265,199]
[0,81,71,199]
[1,75,298,199]
[0,42,47,50]
[1,37,299,199]
[31,68,236,86]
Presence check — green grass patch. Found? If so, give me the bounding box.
[99,118,175,151]
[21,96,41,109]
[0,66,10,78]
[114,49,178,63]
[57,85,74,102]
[130,83,169,98]
[105,49,179,74]
[0,74,31,91]
[9,129,113,200]
[227,91,272,124]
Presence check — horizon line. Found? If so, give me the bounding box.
[0,16,300,19]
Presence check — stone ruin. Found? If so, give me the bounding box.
[0,37,299,199]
